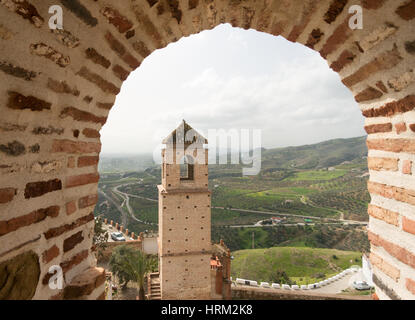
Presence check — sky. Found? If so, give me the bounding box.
[100,23,365,155]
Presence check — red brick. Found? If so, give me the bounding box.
[368,204,399,226]
[78,156,99,168]
[47,78,80,96]
[61,250,90,274]
[42,245,60,263]
[364,123,392,134]
[96,102,113,110]
[49,292,63,300]
[323,0,348,24]
[60,107,107,125]
[367,139,415,154]
[0,206,60,237]
[305,28,324,49]
[105,32,140,69]
[402,160,412,175]
[287,2,319,42]
[0,188,17,204]
[355,87,383,102]
[52,139,101,154]
[101,7,133,33]
[82,128,100,139]
[63,231,84,252]
[376,81,388,93]
[24,179,62,199]
[396,0,415,21]
[68,156,76,168]
[78,194,98,209]
[362,0,386,9]
[343,47,402,88]
[66,173,99,188]
[395,122,407,134]
[132,40,151,58]
[112,64,130,81]
[403,216,415,235]
[330,50,356,72]
[368,230,415,269]
[320,18,352,59]
[406,278,415,295]
[63,267,105,299]
[368,181,415,206]
[85,48,111,69]
[43,249,89,285]
[7,91,51,111]
[44,213,94,239]
[66,201,77,215]
[370,252,400,282]
[4,0,44,27]
[30,43,70,68]
[76,66,120,95]
[368,157,398,171]
[362,95,415,118]
[96,292,106,300]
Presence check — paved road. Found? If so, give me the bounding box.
[213,207,367,226]
[313,268,366,294]
[98,189,128,227]
[112,184,157,226]
[101,183,367,229]
[230,221,361,228]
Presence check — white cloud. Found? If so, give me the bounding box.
[100,24,364,155]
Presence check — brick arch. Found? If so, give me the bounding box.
[0,0,414,300]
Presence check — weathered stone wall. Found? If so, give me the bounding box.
[0,0,414,299]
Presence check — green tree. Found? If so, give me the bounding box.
[93,217,108,260]
[269,270,293,285]
[109,245,150,300]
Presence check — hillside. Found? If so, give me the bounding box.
[231,246,362,286]
[261,136,367,170]
[96,135,370,252]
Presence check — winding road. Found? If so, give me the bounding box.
[100,182,367,229]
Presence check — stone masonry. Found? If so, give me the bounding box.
[158,121,211,299]
[0,0,414,299]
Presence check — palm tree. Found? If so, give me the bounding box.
[109,245,149,300]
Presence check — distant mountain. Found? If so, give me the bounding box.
[98,136,368,173]
[98,154,155,173]
[261,136,367,170]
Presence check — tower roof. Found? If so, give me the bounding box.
[162,120,208,144]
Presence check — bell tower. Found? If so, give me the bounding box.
[158,120,211,300]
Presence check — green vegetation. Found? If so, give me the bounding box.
[109,245,157,300]
[93,217,108,260]
[212,225,369,253]
[231,246,361,285]
[286,169,347,181]
[95,136,370,253]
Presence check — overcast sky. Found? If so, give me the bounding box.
[100,24,365,155]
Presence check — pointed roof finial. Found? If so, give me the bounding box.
[162,120,207,144]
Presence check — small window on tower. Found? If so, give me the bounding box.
[180,155,194,181]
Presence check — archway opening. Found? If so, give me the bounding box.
[1,0,414,301]
[96,24,370,298]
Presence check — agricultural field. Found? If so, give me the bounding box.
[95,136,370,252]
